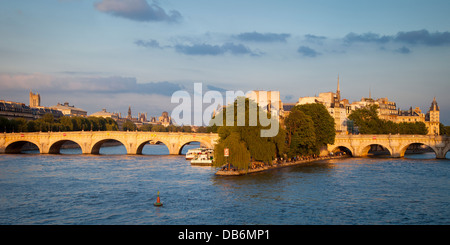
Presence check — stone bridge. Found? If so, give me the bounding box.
[0,131,219,155]
[2,132,449,159]
[328,134,450,159]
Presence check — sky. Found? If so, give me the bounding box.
[1,0,449,124]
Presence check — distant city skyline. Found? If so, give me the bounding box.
[1,0,449,124]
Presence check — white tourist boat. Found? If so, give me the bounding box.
[190,149,214,166]
[185,147,213,159]
[186,147,207,160]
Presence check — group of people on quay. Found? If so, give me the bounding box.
[220,151,348,172]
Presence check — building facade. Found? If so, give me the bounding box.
[0,100,63,121]
[0,100,35,120]
[296,78,441,135]
[51,102,87,117]
[246,90,283,115]
[297,76,349,133]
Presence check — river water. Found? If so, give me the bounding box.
[0,144,449,225]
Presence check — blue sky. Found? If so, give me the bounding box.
[1,0,449,124]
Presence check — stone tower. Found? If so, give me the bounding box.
[426,97,440,135]
[127,106,132,120]
[29,90,40,107]
[336,74,341,102]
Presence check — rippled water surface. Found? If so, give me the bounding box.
[0,145,449,225]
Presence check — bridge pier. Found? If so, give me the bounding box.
[390,146,403,158]
[435,146,448,159]
[167,142,182,155]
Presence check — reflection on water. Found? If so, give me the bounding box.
[1,146,449,225]
[404,152,440,159]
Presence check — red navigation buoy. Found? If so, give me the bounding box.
[154,191,163,206]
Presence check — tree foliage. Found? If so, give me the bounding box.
[293,103,336,149]
[214,131,251,171]
[1,115,202,133]
[439,123,449,136]
[284,109,317,157]
[122,120,137,131]
[348,105,428,135]
[211,97,286,170]
[0,115,119,132]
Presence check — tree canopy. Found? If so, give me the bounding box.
[284,109,317,157]
[348,105,428,135]
[284,104,335,157]
[293,103,336,148]
[211,97,286,170]
[0,115,119,133]
[0,115,202,133]
[440,123,449,136]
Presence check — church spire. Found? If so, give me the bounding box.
[430,97,439,111]
[337,74,340,93]
[334,74,341,105]
[127,106,132,119]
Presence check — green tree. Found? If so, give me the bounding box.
[151,124,167,132]
[43,113,55,123]
[444,126,450,136]
[34,118,51,132]
[122,120,137,131]
[212,97,286,169]
[104,117,118,131]
[13,118,29,132]
[349,105,429,135]
[27,120,37,132]
[196,126,208,133]
[383,120,399,134]
[348,105,381,134]
[87,117,102,131]
[60,116,74,131]
[284,109,317,157]
[181,125,192,132]
[70,116,91,131]
[5,118,19,132]
[439,123,446,135]
[166,125,180,132]
[140,124,153,132]
[0,116,9,132]
[294,103,335,149]
[206,123,219,133]
[398,122,427,135]
[214,131,251,171]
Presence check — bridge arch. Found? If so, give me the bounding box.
[358,143,392,157]
[177,139,214,155]
[399,142,438,158]
[443,145,450,159]
[136,139,171,155]
[90,138,128,154]
[48,139,83,154]
[5,140,41,154]
[330,145,353,157]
